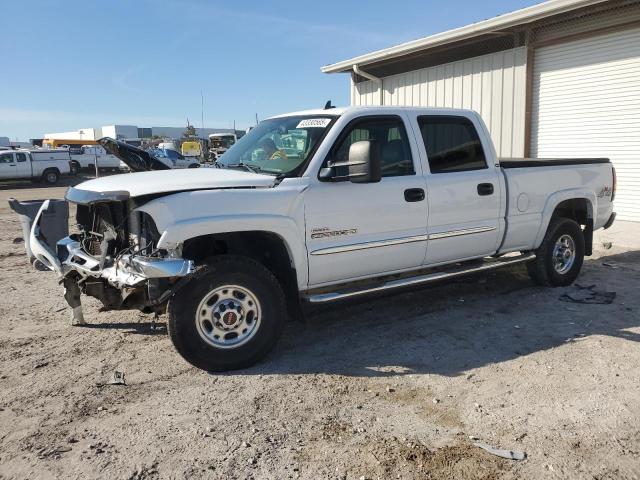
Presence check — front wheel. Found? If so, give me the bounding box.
[167,256,287,371]
[527,217,585,287]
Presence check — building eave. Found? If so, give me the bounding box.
[321,0,609,73]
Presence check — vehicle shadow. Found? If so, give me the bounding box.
[240,249,640,378]
[80,322,167,336]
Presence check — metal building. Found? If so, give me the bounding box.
[322,0,640,222]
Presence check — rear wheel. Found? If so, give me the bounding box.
[69,161,80,176]
[167,256,286,372]
[42,169,60,185]
[528,217,585,287]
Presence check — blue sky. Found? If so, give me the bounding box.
[1,0,539,141]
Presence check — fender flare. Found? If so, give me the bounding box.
[533,189,596,249]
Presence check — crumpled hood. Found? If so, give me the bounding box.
[66,168,277,204]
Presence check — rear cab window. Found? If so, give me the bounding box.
[418,115,487,173]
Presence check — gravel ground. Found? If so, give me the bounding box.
[0,180,639,480]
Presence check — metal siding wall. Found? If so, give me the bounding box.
[531,27,640,222]
[351,47,527,157]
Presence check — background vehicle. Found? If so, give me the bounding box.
[181,140,203,159]
[18,106,616,372]
[148,148,200,168]
[42,139,99,149]
[69,145,127,173]
[158,141,179,152]
[0,149,71,184]
[208,133,237,160]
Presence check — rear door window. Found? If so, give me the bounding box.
[418,116,487,173]
[16,153,27,162]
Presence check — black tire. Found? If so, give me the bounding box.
[188,163,200,168]
[42,169,60,185]
[527,217,585,287]
[167,255,287,372]
[69,161,80,176]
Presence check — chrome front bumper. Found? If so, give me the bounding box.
[29,200,194,288]
[56,238,194,287]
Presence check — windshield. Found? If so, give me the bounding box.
[216,115,335,175]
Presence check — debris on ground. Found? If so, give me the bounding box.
[474,442,526,460]
[12,237,23,244]
[560,284,616,304]
[109,371,126,385]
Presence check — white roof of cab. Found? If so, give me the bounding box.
[322,0,608,73]
[268,105,478,119]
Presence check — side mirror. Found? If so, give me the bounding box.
[347,140,381,183]
[319,140,382,183]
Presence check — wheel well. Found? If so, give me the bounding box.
[551,198,590,225]
[551,198,593,256]
[182,231,301,318]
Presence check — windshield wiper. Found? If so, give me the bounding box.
[224,162,258,174]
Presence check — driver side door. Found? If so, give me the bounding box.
[0,153,19,179]
[304,115,429,287]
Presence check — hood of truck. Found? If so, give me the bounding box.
[66,168,277,204]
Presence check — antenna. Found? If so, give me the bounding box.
[200,90,204,131]
[324,100,335,110]
[255,113,259,125]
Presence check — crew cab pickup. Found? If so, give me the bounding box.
[0,149,71,184]
[18,107,616,372]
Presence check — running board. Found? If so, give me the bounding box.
[303,253,536,304]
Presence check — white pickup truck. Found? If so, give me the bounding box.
[0,149,71,184]
[68,145,126,173]
[20,106,616,372]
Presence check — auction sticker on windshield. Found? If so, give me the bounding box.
[296,118,332,129]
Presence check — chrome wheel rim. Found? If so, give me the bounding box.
[552,234,576,274]
[47,173,57,183]
[195,285,261,349]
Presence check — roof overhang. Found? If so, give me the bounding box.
[321,0,609,73]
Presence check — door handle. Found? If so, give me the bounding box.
[477,183,494,196]
[404,188,425,202]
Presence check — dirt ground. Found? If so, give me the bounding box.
[0,178,639,480]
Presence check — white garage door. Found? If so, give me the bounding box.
[531,27,640,222]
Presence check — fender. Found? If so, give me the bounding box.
[533,189,596,249]
[137,193,309,288]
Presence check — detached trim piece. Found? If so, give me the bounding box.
[500,158,610,168]
[310,226,496,256]
[304,252,536,303]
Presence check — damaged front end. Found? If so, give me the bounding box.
[22,188,194,324]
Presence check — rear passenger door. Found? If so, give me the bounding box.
[15,152,31,177]
[417,115,502,265]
